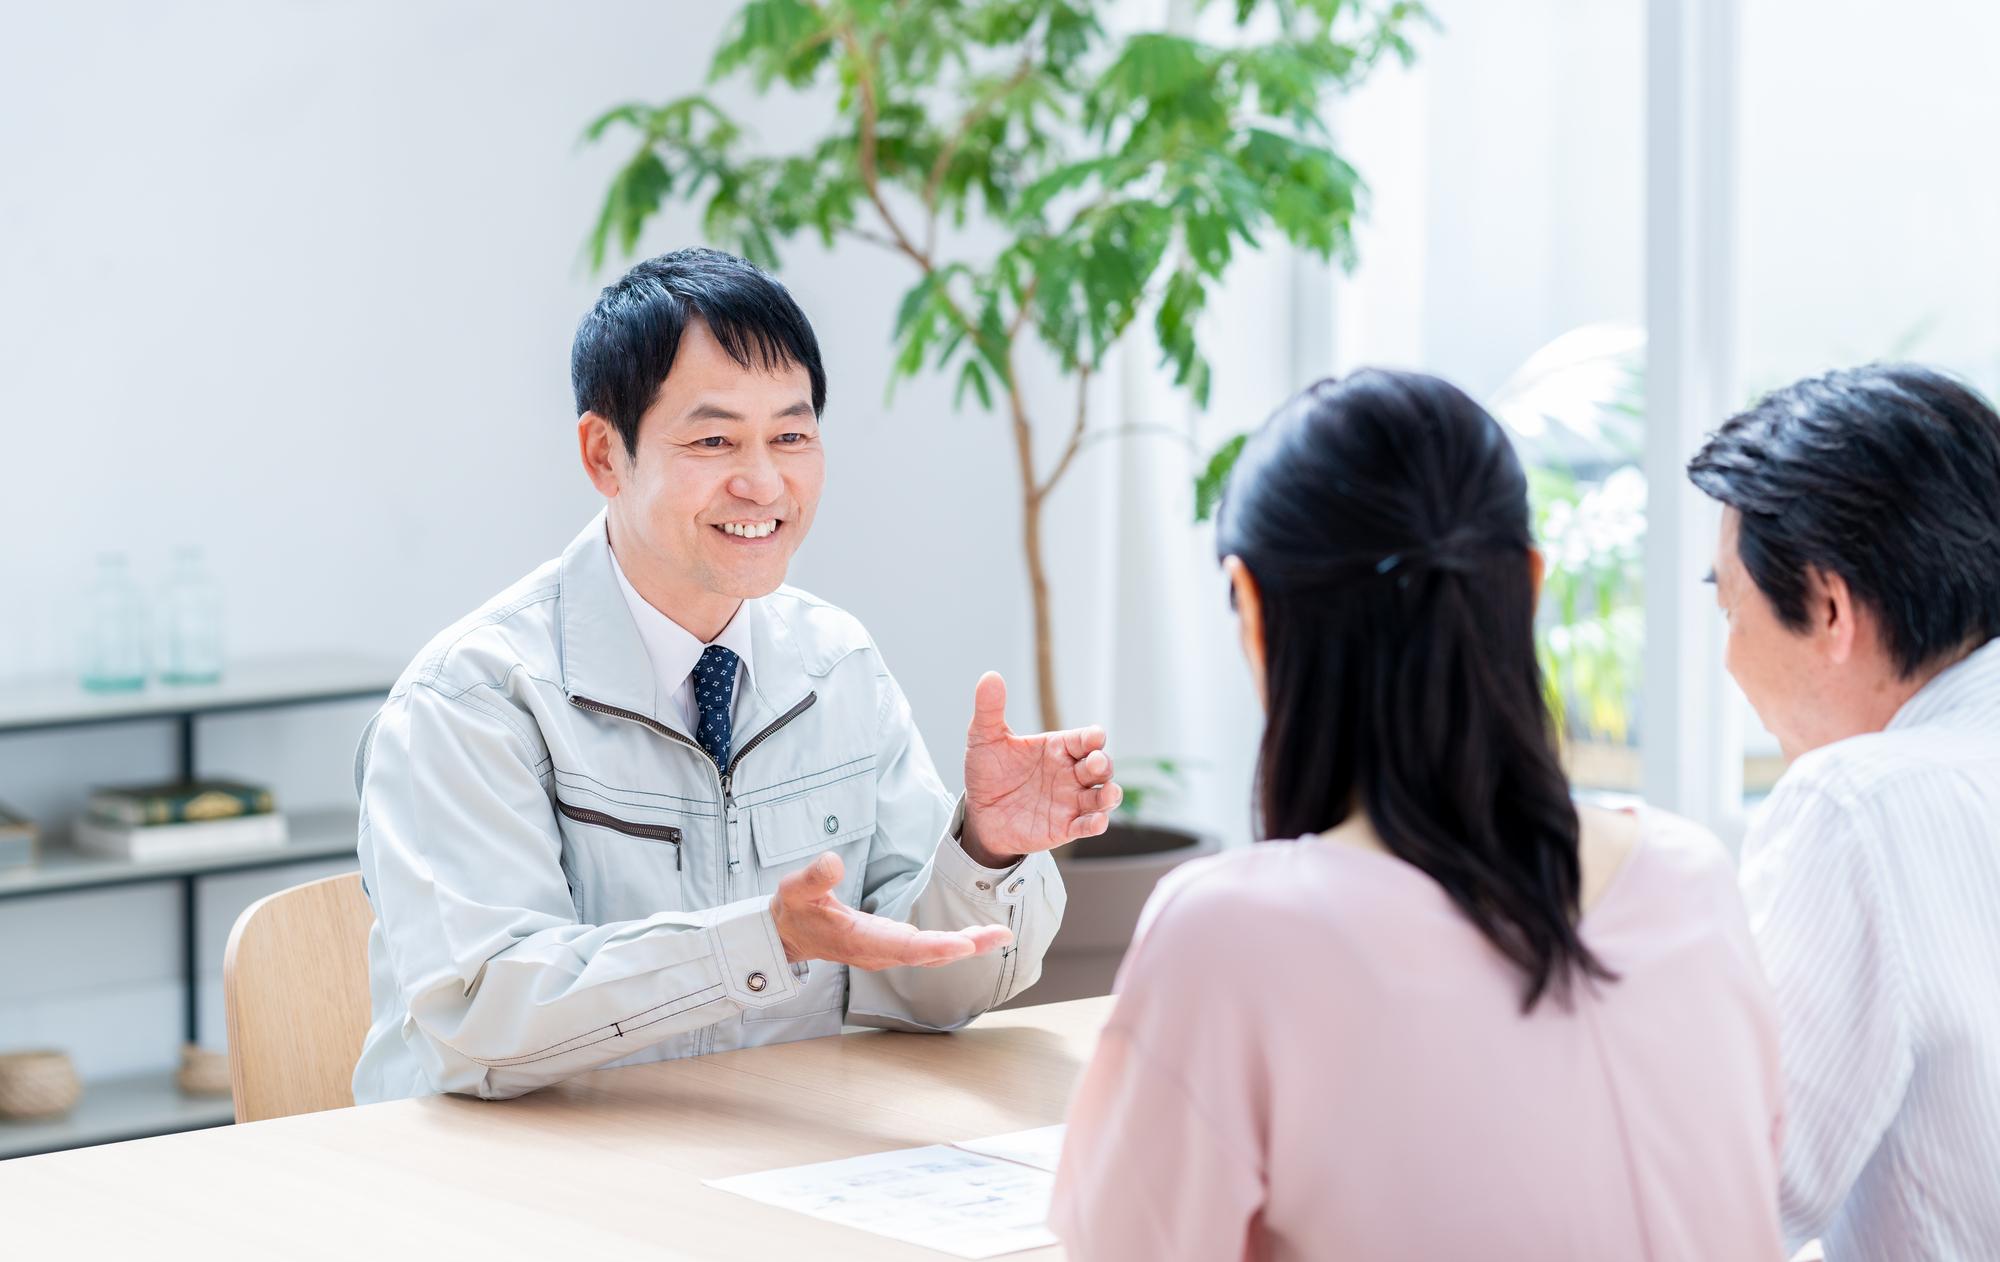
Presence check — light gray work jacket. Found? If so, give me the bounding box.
[351,515,1065,1102]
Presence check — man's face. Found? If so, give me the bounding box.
[1713,507,1824,760]
[601,320,823,611]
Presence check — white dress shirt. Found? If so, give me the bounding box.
[1743,635,2000,1262]
[608,547,755,740]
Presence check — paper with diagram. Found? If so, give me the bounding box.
[704,1126,1070,1258]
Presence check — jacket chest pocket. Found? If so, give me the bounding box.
[746,774,876,879]
[554,796,695,924]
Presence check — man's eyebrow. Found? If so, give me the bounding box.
[681,402,746,423]
[678,399,816,423]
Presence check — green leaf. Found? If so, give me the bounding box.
[1155,267,1211,402]
[892,271,941,343]
[887,264,974,401]
[972,292,1011,380]
[1105,33,1207,102]
[1086,32,1224,143]
[954,357,994,411]
[1016,157,1118,222]
[579,102,647,146]
[1194,433,1248,523]
[711,0,829,88]
[586,148,673,271]
[1185,355,1213,410]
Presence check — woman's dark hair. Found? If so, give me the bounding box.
[1687,363,2000,677]
[1215,369,1610,1012]
[572,247,828,456]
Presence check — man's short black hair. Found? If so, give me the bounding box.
[571,247,827,456]
[1688,362,2000,677]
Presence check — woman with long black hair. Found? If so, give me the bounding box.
[1050,371,1784,1261]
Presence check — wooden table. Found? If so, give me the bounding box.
[2,997,1111,1259]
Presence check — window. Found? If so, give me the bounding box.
[1328,0,1648,795]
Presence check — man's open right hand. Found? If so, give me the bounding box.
[769,851,1012,970]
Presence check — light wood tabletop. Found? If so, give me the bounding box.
[2,996,1112,1260]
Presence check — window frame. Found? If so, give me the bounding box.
[1640,0,1746,843]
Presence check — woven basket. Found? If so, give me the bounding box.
[0,1050,82,1120]
[176,1043,232,1098]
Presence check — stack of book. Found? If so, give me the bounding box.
[0,804,36,869]
[73,778,287,861]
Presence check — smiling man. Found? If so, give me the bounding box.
[351,248,1114,1103]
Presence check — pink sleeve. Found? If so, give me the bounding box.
[1050,866,1268,1262]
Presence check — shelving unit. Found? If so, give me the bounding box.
[0,1069,238,1161]
[0,655,397,1159]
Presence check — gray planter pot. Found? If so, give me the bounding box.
[1004,820,1220,1008]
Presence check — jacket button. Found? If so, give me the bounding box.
[823,815,840,834]
[975,881,991,891]
[746,972,768,993]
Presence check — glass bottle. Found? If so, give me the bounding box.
[80,553,149,692]
[160,546,224,685]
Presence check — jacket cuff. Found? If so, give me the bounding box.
[710,896,802,1010]
[936,798,1028,901]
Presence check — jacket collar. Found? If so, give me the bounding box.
[556,511,815,734]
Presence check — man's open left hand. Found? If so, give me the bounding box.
[961,672,1122,866]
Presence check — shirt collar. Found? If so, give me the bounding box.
[607,543,756,709]
[1888,634,2000,731]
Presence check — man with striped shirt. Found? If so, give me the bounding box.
[1689,364,2000,1262]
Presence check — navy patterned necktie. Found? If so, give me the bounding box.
[691,644,740,768]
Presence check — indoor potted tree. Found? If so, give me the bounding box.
[586,0,1425,998]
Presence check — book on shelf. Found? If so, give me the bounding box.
[0,803,37,869]
[87,778,276,827]
[71,811,289,861]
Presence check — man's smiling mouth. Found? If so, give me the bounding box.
[714,520,781,540]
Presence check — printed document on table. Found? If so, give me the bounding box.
[705,1144,1056,1258]
[951,1123,1066,1173]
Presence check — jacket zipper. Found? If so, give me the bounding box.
[554,800,686,869]
[571,691,820,898]
[567,692,820,809]
[720,692,819,802]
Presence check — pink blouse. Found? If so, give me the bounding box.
[1050,809,1785,1261]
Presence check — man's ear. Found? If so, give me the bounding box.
[1814,566,1860,666]
[579,412,625,498]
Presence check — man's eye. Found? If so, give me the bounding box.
[776,432,811,445]
[694,436,730,450]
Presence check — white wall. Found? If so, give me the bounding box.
[1,1,1186,1079]
[1737,0,2000,396]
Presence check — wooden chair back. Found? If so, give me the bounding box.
[222,871,376,1123]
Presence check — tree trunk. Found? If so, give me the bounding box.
[1005,366,1064,733]
[1019,489,1063,733]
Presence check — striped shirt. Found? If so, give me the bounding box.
[1743,635,2000,1261]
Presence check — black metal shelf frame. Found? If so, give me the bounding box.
[0,674,390,1047]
